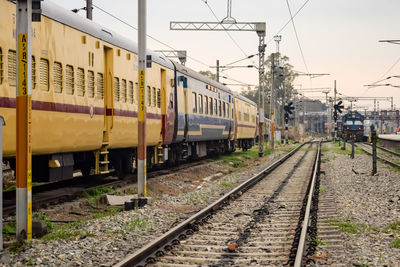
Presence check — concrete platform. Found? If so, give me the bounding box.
[378,134,400,149]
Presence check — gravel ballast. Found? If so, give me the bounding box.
[320,142,400,266]
[1,146,293,267]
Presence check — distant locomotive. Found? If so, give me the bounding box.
[0,0,258,182]
[341,111,365,141]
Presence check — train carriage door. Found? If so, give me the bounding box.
[161,68,174,144]
[103,46,114,142]
[182,77,188,140]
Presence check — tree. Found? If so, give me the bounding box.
[199,70,217,81]
[240,53,297,121]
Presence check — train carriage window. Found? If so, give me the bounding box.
[147,86,151,106]
[66,65,74,95]
[198,94,203,114]
[31,56,36,89]
[204,96,208,114]
[77,68,85,96]
[152,87,156,107]
[223,102,226,118]
[53,62,63,93]
[128,81,134,104]
[7,50,16,86]
[134,82,138,104]
[157,88,161,108]
[192,92,197,113]
[39,58,49,91]
[209,98,213,115]
[232,108,234,119]
[0,48,3,84]
[113,77,120,102]
[96,72,104,99]
[121,79,127,103]
[252,115,255,123]
[214,98,217,115]
[239,111,242,121]
[87,71,94,98]
[218,100,222,117]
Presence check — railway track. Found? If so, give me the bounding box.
[2,161,205,217]
[356,142,400,168]
[116,142,322,267]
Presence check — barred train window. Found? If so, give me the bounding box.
[204,96,208,114]
[135,83,138,104]
[31,56,36,89]
[218,100,222,117]
[214,98,217,115]
[120,79,126,103]
[198,94,203,114]
[0,48,3,84]
[77,68,85,96]
[7,50,16,86]
[223,102,226,118]
[87,71,94,98]
[128,81,133,104]
[39,58,49,91]
[152,87,156,107]
[65,65,74,95]
[156,88,161,108]
[147,86,151,106]
[209,98,213,115]
[192,92,197,113]
[96,73,104,99]
[53,62,63,93]
[113,77,120,101]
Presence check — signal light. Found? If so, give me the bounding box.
[284,112,289,124]
[333,111,338,122]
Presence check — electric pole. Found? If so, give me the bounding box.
[216,60,220,82]
[86,0,92,20]
[138,0,147,198]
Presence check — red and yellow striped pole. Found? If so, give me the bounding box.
[16,0,32,241]
[137,0,147,197]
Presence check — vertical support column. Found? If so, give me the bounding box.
[86,0,93,20]
[0,116,4,250]
[138,0,147,198]
[334,80,337,141]
[270,53,275,150]
[371,128,377,175]
[216,60,220,82]
[351,139,355,159]
[16,0,32,241]
[258,35,265,157]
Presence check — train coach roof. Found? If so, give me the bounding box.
[171,61,232,95]
[233,92,257,107]
[40,0,174,70]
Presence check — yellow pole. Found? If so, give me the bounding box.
[16,0,32,241]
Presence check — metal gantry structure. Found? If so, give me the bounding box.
[170,2,267,156]
[155,50,187,66]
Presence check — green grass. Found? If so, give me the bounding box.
[390,238,400,248]
[3,221,16,235]
[317,188,326,193]
[219,181,233,187]
[83,186,116,206]
[321,155,335,163]
[125,217,154,233]
[33,213,54,231]
[9,241,27,254]
[384,221,400,233]
[91,207,122,219]
[325,219,358,234]
[186,191,208,205]
[126,188,137,195]
[42,220,92,241]
[306,235,326,246]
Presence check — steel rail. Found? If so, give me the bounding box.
[356,143,400,168]
[294,141,321,267]
[363,142,400,157]
[114,142,307,267]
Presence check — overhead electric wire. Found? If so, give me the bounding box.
[88,2,210,68]
[200,0,249,58]
[267,0,311,45]
[285,0,309,74]
[369,56,400,86]
[220,71,255,86]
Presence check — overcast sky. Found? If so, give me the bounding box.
[56,0,400,110]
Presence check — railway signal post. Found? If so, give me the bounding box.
[284,102,294,145]
[371,127,378,175]
[138,0,147,199]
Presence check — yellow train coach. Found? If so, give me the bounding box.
[0,0,175,181]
